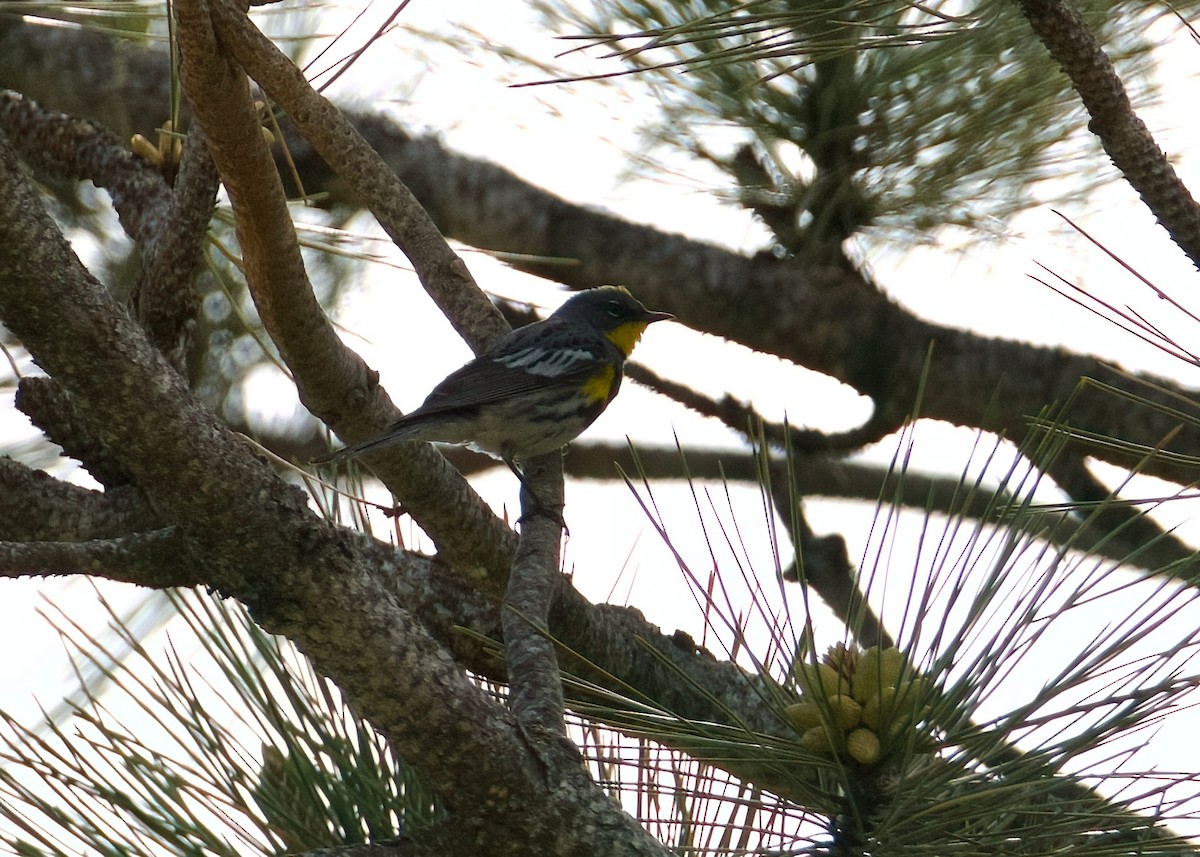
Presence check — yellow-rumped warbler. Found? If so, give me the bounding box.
[313,286,672,467]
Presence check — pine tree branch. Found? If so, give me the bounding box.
[625,362,902,452]
[0,90,171,244]
[132,126,220,371]
[769,476,892,649]
[0,457,159,542]
[504,453,569,743]
[174,0,517,585]
[15,376,133,488]
[1015,0,1200,268]
[0,89,212,372]
[1045,451,1199,578]
[205,0,504,350]
[0,528,195,586]
[7,27,1200,492]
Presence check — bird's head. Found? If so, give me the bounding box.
[558,285,673,357]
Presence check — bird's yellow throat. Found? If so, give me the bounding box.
[606,321,650,358]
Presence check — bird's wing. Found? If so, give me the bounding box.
[416,324,615,414]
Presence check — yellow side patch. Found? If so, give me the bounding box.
[581,364,617,403]
[606,321,649,357]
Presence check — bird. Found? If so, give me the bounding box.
[312,286,672,471]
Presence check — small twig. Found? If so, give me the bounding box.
[625,362,898,453]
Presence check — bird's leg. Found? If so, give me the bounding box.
[503,456,527,485]
[508,457,568,534]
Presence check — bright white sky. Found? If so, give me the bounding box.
[4,0,1200,845]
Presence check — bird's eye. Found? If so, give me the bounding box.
[606,302,623,317]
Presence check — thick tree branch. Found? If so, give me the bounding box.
[0,467,769,777]
[207,0,505,353]
[0,91,214,372]
[1015,0,1200,269]
[0,137,305,565]
[174,0,355,414]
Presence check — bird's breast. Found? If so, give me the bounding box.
[580,364,618,404]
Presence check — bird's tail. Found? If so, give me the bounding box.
[310,422,417,464]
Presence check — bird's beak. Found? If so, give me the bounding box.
[645,310,674,324]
